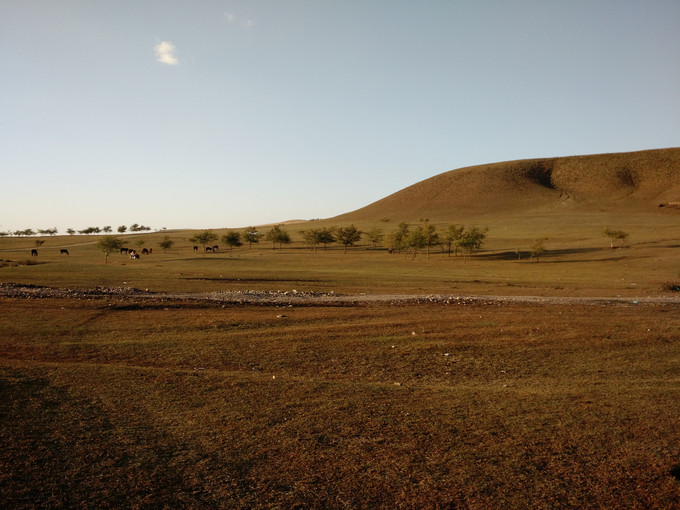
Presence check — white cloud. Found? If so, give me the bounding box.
[224,12,236,23]
[154,41,179,65]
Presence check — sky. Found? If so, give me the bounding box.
[1,1,679,233]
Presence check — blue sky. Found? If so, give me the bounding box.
[2,1,679,232]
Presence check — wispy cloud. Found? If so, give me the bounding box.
[224,11,254,28]
[154,41,179,65]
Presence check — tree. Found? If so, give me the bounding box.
[444,224,465,257]
[365,227,384,249]
[221,231,242,254]
[386,223,410,254]
[459,226,488,260]
[603,227,628,249]
[405,225,427,259]
[159,236,174,253]
[102,226,112,233]
[34,239,45,248]
[96,235,124,262]
[530,237,548,263]
[66,228,76,235]
[336,225,362,254]
[265,225,291,249]
[117,225,127,233]
[243,227,260,249]
[189,230,218,252]
[317,228,335,251]
[421,221,439,258]
[301,229,320,252]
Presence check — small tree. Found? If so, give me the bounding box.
[159,236,174,253]
[222,231,242,254]
[405,225,427,259]
[67,228,76,235]
[117,225,127,233]
[266,225,291,250]
[459,226,488,261]
[530,237,548,263]
[386,223,410,254]
[96,235,124,262]
[102,226,112,233]
[317,228,335,251]
[34,239,45,248]
[189,230,218,252]
[603,227,629,249]
[243,227,260,249]
[444,224,465,257]
[336,225,362,254]
[422,221,439,258]
[365,227,384,249]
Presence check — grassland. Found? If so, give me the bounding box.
[2,148,680,507]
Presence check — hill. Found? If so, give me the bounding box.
[332,148,680,223]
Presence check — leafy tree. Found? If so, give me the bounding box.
[301,228,336,252]
[79,227,100,235]
[0,231,9,237]
[66,228,76,235]
[265,225,291,249]
[221,231,242,254]
[189,230,218,252]
[317,228,336,251]
[243,227,260,249]
[603,227,629,249]
[444,224,465,257]
[34,239,45,248]
[117,225,127,233]
[405,225,427,259]
[421,221,440,258]
[365,227,384,249]
[336,225,362,254]
[530,237,548,262]
[96,235,124,262]
[159,236,174,253]
[301,229,320,252]
[459,226,488,260]
[102,226,112,233]
[38,228,57,236]
[386,222,410,254]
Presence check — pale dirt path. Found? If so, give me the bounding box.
[1,283,678,307]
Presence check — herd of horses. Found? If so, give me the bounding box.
[28,245,220,257]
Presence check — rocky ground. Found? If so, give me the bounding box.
[1,282,677,307]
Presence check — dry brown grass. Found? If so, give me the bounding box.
[333,147,680,223]
[2,296,680,508]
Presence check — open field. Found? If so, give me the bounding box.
[2,149,680,507]
[2,295,680,508]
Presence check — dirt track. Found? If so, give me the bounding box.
[1,282,678,307]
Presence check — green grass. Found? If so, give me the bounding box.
[2,298,680,507]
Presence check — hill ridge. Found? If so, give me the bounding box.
[332,147,680,222]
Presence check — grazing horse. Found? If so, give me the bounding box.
[31,249,38,256]
[142,248,149,255]
[60,249,69,255]
[193,246,198,252]
[120,247,129,254]
[205,246,213,252]
[212,245,219,252]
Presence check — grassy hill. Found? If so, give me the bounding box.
[333,147,680,224]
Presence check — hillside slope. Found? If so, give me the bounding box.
[333,148,680,222]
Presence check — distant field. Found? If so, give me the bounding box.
[0,223,678,297]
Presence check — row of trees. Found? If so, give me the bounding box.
[187,222,488,259]
[0,224,155,237]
